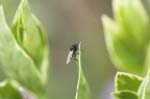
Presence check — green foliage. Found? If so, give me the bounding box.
[113,90,139,99]
[75,43,90,99]
[0,0,48,98]
[102,0,150,98]
[11,0,49,83]
[102,0,149,75]
[115,72,142,92]
[0,80,22,99]
[11,0,49,78]
[113,72,150,99]
[113,72,142,99]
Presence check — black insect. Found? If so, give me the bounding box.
[66,43,79,64]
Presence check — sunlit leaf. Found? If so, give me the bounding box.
[115,72,142,92]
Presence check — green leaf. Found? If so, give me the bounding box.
[75,43,90,99]
[112,90,139,99]
[102,15,145,74]
[11,0,49,82]
[113,0,149,45]
[138,71,150,99]
[0,80,22,99]
[115,72,142,92]
[102,0,149,75]
[0,6,45,98]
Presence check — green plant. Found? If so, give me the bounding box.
[0,0,91,99]
[0,0,48,98]
[102,0,150,99]
[75,43,90,99]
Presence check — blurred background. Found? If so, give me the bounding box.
[0,0,117,99]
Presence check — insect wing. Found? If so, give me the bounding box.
[66,50,73,64]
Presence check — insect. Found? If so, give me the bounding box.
[66,43,79,64]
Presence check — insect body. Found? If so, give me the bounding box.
[66,43,79,64]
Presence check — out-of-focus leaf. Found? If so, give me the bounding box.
[113,0,149,45]
[0,80,22,99]
[138,71,150,99]
[19,87,36,99]
[102,0,149,75]
[12,0,49,82]
[144,44,150,72]
[102,15,144,74]
[0,6,45,98]
[75,43,90,99]
[112,90,139,99]
[115,72,142,92]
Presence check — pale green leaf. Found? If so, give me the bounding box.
[113,0,149,45]
[102,15,146,74]
[102,0,149,75]
[11,0,49,83]
[0,6,45,98]
[138,71,150,99]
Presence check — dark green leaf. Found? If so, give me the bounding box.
[112,90,139,99]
